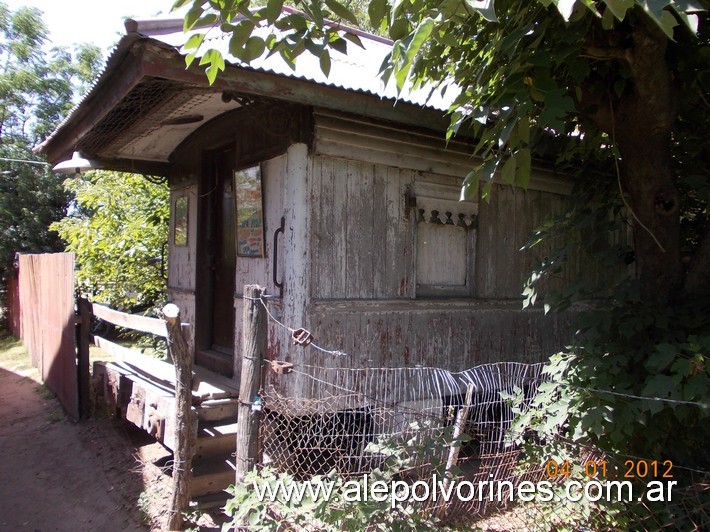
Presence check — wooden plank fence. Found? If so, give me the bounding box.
[12,253,81,420]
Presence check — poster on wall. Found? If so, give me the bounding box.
[234,165,265,257]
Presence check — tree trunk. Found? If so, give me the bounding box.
[586,14,684,306]
[616,131,682,305]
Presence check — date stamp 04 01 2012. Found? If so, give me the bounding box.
[544,458,674,480]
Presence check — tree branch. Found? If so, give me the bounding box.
[581,45,631,65]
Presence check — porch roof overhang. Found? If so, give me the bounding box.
[36,19,454,177]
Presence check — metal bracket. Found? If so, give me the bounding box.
[270,360,294,375]
[292,328,314,347]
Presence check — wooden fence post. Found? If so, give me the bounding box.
[164,303,193,531]
[444,383,475,486]
[76,297,91,419]
[235,284,266,485]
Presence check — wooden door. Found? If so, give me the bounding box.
[196,147,236,376]
[211,149,236,353]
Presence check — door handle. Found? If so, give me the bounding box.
[273,216,285,298]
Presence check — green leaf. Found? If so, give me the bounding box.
[325,0,359,26]
[389,18,409,40]
[603,0,634,20]
[183,32,205,53]
[517,116,530,144]
[342,32,364,49]
[242,36,266,62]
[368,0,388,29]
[644,343,677,371]
[330,36,348,54]
[478,158,500,200]
[391,0,408,20]
[199,49,225,84]
[276,13,309,31]
[305,38,323,57]
[264,0,285,24]
[540,89,575,131]
[602,6,616,29]
[516,148,531,188]
[228,21,255,56]
[303,0,325,26]
[319,49,331,77]
[674,11,699,33]
[640,1,680,39]
[501,154,517,185]
[553,0,578,21]
[464,0,499,22]
[460,170,480,201]
[641,374,676,399]
[184,5,204,31]
[404,17,434,66]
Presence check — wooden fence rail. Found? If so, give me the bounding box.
[91,303,168,339]
[79,301,194,529]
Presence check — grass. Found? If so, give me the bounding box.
[0,335,37,377]
[0,333,67,423]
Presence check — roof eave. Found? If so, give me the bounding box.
[38,33,453,169]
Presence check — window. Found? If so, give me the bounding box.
[414,181,477,297]
[173,195,188,246]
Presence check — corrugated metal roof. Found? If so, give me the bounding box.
[137,11,458,112]
[37,9,459,158]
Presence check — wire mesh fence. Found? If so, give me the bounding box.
[233,295,710,529]
[253,359,709,529]
[259,362,540,518]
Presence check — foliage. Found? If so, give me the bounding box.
[515,292,710,467]
[0,2,103,281]
[223,423,466,531]
[503,289,710,529]
[51,171,169,312]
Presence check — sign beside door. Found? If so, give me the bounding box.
[235,165,265,258]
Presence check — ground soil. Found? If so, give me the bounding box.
[0,336,223,531]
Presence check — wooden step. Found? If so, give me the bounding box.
[191,456,237,498]
[193,397,239,422]
[94,336,239,401]
[195,421,238,460]
[190,491,231,510]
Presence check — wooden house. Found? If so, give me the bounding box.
[38,15,573,411]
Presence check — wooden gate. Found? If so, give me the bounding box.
[15,253,80,419]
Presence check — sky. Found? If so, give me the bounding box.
[4,0,185,52]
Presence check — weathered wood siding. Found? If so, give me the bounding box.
[168,183,198,291]
[476,185,569,298]
[264,112,576,401]
[232,150,293,380]
[309,111,571,303]
[309,156,415,299]
[305,300,567,369]
[168,183,198,354]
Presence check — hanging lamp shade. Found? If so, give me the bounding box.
[52,151,102,174]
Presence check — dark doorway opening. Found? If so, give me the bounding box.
[196,147,236,377]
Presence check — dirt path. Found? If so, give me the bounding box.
[0,337,226,531]
[0,339,152,531]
